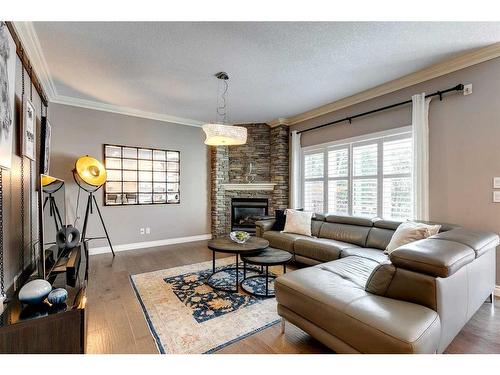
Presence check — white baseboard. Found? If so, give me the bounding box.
[89,234,212,255]
[495,285,500,297]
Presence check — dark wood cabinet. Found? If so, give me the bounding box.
[0,281,87,353]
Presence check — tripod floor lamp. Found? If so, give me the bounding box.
[41,175,64,233]
[73,155,115,257]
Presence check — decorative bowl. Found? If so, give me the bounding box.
[18,279,52,305]
[230,231,250,244]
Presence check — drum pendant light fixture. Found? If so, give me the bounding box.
[202,72,247,146]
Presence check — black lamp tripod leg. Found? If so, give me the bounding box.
[92,194,115,257]
[81,194,92,242]
[50,196,64,231]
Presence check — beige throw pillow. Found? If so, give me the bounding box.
[385,221,441,254]
[282,209,313,236]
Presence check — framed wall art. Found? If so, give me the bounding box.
[22,98,36,160]
[0,22,16,170]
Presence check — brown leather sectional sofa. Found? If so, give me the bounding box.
[255,214,498,353]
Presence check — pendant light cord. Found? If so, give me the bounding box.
[216,77,229,124]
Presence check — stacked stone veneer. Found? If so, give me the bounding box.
[210,124,289,237]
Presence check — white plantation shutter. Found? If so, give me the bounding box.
[352,142,378,217]
[328,148,348,178]
[353,143,378,177]
[382,137,413,220]
[328,148,349,214]
[303,151,324,213]
[304,180,324,213]
[301,127,413,220]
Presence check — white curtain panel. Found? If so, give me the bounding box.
[289,130,302,209]
[411,93,432,220]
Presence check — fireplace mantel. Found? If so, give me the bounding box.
[222,183,277,191]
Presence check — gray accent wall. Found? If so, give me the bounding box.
[291,57,500,284]
[2,55,42,293]
[48,103,210,250]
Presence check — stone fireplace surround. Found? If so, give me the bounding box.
[210,123,289,237]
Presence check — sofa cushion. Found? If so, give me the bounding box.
[372,218,457,233]
[430,228,499,258]
[385,222,440,254]
[389,238,476,277]
[318,256,378,287]
[262,231,308,252]
[341,247,389,264]
[366,227,395,250]
[283,209,313,236]
[326,215,374,227]
[272,208,304,231]
[294,238,355,263]
[311,218,324,237]
[275,258,441,353]
[319,222,371,247]
[365,263,396,296]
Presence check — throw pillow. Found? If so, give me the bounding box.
[385,221,442,254]
[282,209,313,236]
[272,208,303,231]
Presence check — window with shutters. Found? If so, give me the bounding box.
[301,127,413,219]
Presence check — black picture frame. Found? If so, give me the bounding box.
[103,143,180,206]
[39,116,51,175]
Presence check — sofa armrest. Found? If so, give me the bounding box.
[255,219,276,237]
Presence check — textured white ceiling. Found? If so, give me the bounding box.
[33,22,500,124]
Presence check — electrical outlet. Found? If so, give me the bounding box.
[493,191,500,203]
[146,227,151,234]
[463,83,472,96]
[140,228,145,235]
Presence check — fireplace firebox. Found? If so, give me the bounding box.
[231,198,269,234]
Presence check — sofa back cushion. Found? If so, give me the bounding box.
[389,237,475,277]
[366,263,438,311]
[319,215,373,247]
[311,216,325,237]
[366,218,458,251]
[366,227,395,250]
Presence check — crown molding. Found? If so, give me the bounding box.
[13,21,205,127]
[273,42,500,126]
[268,118,290,127]
[14,22,500,129]
[12,21,58,101]
[52,95,205,127]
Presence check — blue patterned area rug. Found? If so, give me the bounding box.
[130,257,281,354]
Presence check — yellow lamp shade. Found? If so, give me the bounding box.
[75,155,107,187]
[41,175,57,187]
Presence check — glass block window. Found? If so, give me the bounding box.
[104,144,180,206]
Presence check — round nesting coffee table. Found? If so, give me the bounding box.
[207,236,269,293]
[240,247,292,298]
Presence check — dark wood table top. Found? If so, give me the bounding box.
[241,247,293,266]
[207,236,269,254]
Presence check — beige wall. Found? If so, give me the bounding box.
[291,57,500,284]
[49,103,210,251]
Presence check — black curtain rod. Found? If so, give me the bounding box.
[295,84,464,135]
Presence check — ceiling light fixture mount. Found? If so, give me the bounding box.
[202,71,247,146]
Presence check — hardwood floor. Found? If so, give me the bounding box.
[86,240,499,354]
